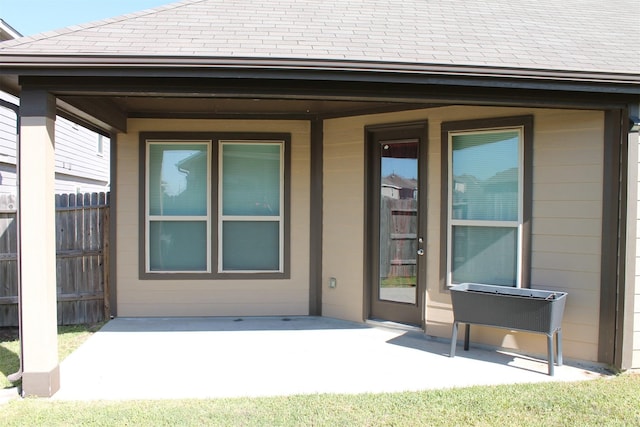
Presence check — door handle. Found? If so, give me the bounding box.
[417,249,425,256]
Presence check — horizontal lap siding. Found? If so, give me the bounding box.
[322,106,605,363]
[428,109,604,360]
[0,95,18,195]
[0,100,17,164]
[54,117,110,193]
[116,119,310,317]
[322,118,366,322]
[0,94,109,195]
[531,110,604,361]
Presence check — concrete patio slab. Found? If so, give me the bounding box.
[50,316,609,401]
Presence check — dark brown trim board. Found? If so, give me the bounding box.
[19,87,56,120]
[309,118,323,315]
[9,62,640,97]
[440,115,534,291]
[138,131,291,280]
[599,109,626,367]
[619,113,638,370]
[108,131,118,317]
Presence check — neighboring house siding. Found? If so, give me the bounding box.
[115,119,310,317]
[0,93,110,194]
[0,92,18,193]
[322,106,604,362]
[54,116,110,193]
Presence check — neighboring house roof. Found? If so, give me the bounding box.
[383,174,417,190]
[0,19,21,42]
[0,0,638,80]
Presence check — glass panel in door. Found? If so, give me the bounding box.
[379,140,419,304]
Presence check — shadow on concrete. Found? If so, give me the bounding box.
[101,315,370,333]
[387,330,611,377]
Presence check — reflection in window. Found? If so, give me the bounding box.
[220,142,284,272]
[149,144,208,216]
[379,140,419,304]
[449,129,522,287]
[147,142,210,272]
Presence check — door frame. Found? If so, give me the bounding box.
[364,120,428,327]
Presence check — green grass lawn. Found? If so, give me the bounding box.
[380,276,416,287]
[1,324,639,426]
[0,323,105,389]
[0,374,638,426]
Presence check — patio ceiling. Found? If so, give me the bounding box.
[62,94,432,121]
[51,93,438,135]
[6,64,637,136]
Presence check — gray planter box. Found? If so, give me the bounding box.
[449,283,567,376]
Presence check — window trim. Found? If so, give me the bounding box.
[440,116,533,290]
[139,132,291,280]
[97,134,105,156]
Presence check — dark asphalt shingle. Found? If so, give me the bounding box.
[1,0,638,75]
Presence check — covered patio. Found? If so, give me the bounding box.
[1,0,638,398]
[51,317,606,401]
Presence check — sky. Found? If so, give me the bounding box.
[0,0,176,36]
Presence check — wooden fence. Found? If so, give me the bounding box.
[379,196,417,279]
[0,192,110,327]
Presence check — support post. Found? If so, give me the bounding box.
[18,88,60,397]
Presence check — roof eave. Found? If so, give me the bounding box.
[1,54,639,92]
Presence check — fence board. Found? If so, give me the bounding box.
[0,195,18,327]
[1,192,109,327]
[380,197,418,280]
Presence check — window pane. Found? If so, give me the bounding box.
[452,226,517,286]
[149,144,208,216]
[222,221,279,271]
[149,221,207,271]
[452,131,519,221]
[222,144,280,216]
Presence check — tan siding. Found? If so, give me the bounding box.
[532,269,600,291]
[532,235,600,255]
[530,109,603,362]
[322,117,366,322]
[321,106,605,362]
[534,164,602,183]
[116,107,608,364]
[532,253,601,274]
[116,119,310,317]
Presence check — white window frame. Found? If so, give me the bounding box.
[446,127,525,288]
[145,140,212,274]
[218,140,285,273]
[97,134,104,156]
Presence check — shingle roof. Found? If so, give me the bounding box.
[1,0,638,76]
